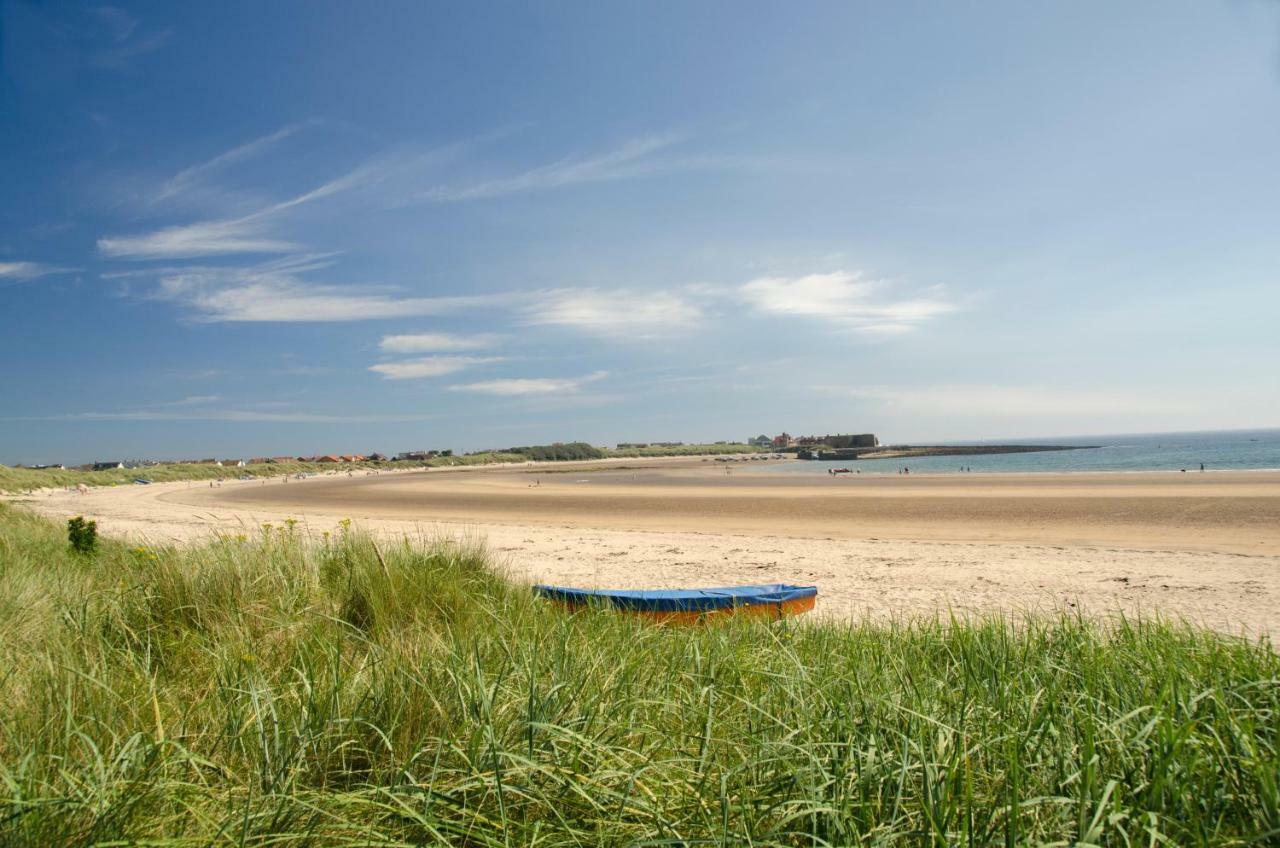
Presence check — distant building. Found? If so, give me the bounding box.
[791,434,879,448]
[748,435,772,448]
[221,459,246,467]
[315,455,341,463]
[367,452,388,462]
[771,433,792,448]
[28,463,65,470]
[824,433,878,449]
[269,456,294,464]
[396,450,437,461]
[91,461,124,471]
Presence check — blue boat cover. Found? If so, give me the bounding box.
[533,583,817,613]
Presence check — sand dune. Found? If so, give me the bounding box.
[11,461,1280,637]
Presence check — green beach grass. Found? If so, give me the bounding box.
[0,459,430,494]
[0,502,1276,845]
[0,444,767,494]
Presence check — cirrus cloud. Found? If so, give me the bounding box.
[418,135,681,202]
[525,289,702,337]
[0,261,77,285]
[369,356,503,380]
[98,218,299,259]
[449,371,608,396]
[379,332,499,353]
[135,255,505,322]
[739,271,953,334]
[815,384,1191,417]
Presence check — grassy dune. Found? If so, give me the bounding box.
[0,503,1276,845]
[0,445,765,494]
[605,443,768,458]
[0,460,399,493]
[0,457,528,494]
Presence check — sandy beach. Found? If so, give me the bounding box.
[10,459,1280,636]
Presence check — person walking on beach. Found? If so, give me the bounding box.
[1200,463,1205,472]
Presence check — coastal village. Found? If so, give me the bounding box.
[15,434,884,472]
[12,432,1098,475]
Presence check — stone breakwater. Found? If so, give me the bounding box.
[811,444,1098,461]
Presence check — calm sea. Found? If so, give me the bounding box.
[764,428,1280,475]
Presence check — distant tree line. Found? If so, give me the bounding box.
[503,442,604,462]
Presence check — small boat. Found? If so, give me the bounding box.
[534,583,817,623]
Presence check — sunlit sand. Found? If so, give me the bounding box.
[16,458,1280,636]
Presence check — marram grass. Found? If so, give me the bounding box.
[0,503,1276,845]
[0,444,767,494]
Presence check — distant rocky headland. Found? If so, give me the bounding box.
[803,444,1100,461]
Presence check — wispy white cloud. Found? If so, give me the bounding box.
[86,6,171,67]
[89,6,140,41]
[739,271,954,334]
[119,253,956,342]
[813,384,1190,417]
[369,356,503,380]
[525,289,703,337]
[379,332,500,353]
[522,273,951,340]
[264,161,389,214]
[155,394,223,407]
[0,262,76,285]
[419,135,681,202]
[98,218,300,259]
[99,157,390,260]
[450,371,608,396]
[165,368,225,380]
[149,266,504,323]
[154,123,307,204]
[116,254,505,322]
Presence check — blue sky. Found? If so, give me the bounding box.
[3,1,1279,464]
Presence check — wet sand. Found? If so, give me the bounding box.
[11,461,1280,636]
[172,462,1280,556]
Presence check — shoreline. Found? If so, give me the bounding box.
[7,464,1279,638]
[8,451,1280,500]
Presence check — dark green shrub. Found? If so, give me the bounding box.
[503,442,603,461]
[67,515,98,555]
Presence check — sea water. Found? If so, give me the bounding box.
[763,428,1280,475]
